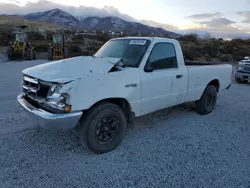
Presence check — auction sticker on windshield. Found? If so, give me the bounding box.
[129,40,147,45]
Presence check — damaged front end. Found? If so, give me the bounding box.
[20,74,75,114]
[17,74,83,130]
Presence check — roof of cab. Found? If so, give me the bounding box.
[110,36,178,43]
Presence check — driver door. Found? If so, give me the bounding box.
[140,42,188,115]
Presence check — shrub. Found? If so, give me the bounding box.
[179,34,199,43]
[86,45,99,55]
[220,54,232,62]
[27,31,45,41]
[204,54,212,61]
[203,41,220,58]
[232,49,249,61]
[0,28,12,45]
[68,44,82,53]
[34,43,48,53]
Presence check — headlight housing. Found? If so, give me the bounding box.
[237,61,245,71]
[44,84,72,113]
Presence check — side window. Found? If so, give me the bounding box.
[147,43,178,70]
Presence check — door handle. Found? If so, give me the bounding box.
[176,74,183,79]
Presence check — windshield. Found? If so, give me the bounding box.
[16,33,26,42]
[94,39,151,67]
[53,35,62,43]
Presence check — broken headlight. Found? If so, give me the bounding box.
[45,84,71,113]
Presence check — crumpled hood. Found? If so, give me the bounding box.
[22,56,121,83]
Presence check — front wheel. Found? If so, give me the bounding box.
[195,85,217,115]
[76,102,127,154]
[235,76,242,83]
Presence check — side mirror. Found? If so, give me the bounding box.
[144,63,153,72]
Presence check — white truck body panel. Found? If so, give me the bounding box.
[18,37,233,130]
[22,56,122,83]
[185,65,232,102]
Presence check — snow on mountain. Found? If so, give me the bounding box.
[82,16,180,37]
[23,9,180,36]
[24,8,83,28]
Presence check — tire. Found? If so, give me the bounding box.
[242,80,248,84]
[77,102,127,154]
[7,47,13,61]
[235,76,242,83]
[63,48,68,59]
[236,77,248,84]
[25,48,32,60]
[195,85,217,115]
[32,50,36,60]
[48,48,53,60]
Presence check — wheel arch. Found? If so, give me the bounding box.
[207,79,220,92]
[83,97,135,128]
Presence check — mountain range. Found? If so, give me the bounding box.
[1,0,250,39]
[20,8,179,37]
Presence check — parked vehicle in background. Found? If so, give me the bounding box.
[235,56,250,84]
[48,34,68,61]
[7,25,36,61]
[17,37,233,154]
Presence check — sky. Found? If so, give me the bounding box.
[1,0,250,37]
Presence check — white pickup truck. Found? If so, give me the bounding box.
[18,37,232,154]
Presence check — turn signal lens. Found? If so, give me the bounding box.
[64,105,72,113]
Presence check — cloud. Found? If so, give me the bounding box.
[185,12,222,20]
[0,0,137,21]
[140,20,178,31]
[181,16,250,39]
[197,18,236,28]
[0,0,178,31]
[237,11,250,23]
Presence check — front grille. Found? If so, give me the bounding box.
[22,75,50,99]
[244,65,250,72]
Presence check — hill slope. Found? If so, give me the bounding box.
[24,9,84,29]
[23,8,180,36]
[0,15,61,29]
[82,16,179,36]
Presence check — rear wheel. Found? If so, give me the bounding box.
[195,85,217,115]
[7,47,14,61]
[48,48,53,60]
[32,49,36,60]
[76,102,127,154]
[25,48,32,60]
[63,48,68,59]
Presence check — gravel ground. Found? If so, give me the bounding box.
[0,60,249,188]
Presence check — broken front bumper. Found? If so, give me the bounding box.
[17,95,82,130]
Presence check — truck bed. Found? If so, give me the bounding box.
[184,63,232,103]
